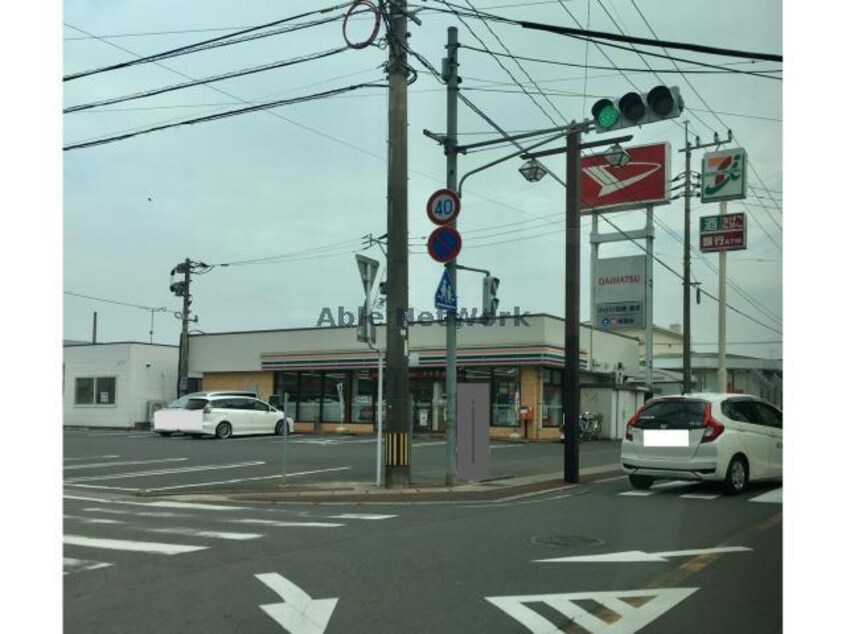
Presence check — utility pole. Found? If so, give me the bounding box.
[92,311,98,344]
[444,26,459,486]
[384,0,411,488]
[170,258,201,397]
[680,127,732,393]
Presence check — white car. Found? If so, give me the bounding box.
[154,395,294,439]
[620,393,782,494]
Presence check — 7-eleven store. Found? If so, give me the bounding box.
[187,313,644,441]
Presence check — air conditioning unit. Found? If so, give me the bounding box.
[146,400,168,422]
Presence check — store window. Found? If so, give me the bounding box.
[298,372,322,422]
[542,368,564,428]
[274,372,299,419]
[74,377,116,405]
[351,370,375,424]
[492,367,520,427]
[322,372,349,422]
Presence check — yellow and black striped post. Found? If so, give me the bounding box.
[384,431,410,473]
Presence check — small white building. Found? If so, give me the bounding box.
[63,342,179,429]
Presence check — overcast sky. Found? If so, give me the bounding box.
[60,0,784,359]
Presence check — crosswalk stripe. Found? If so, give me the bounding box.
[63,557,113,575]
[229,519,344,528]
[749,488,782,504]
[144,527,262,541]
[63,514,125,525]
[619,490,655,496]
[64,535,207,555]
[679,493,721,500]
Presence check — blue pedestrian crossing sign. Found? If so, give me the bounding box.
[434,269,457,311]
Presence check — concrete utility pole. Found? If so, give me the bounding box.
[384,0,411,488]
[178,257,191,397]
[718,199,728,392]
[92,311,98,344]
[680,127,732,394]
[444,26,459,486]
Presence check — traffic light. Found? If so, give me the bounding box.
[482,275,500,323]
[170,281,186,296]
[591,86,683,133]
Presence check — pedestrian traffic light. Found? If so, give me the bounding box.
[482,275,500,323]
[591,86,683,132]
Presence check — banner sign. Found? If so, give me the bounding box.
[699,212,747,252]
[594,255,646,329]
[580,143,671,213]
[701,148,747,203]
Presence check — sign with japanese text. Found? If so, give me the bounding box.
[699,212,747,252]
[594,255,646,329]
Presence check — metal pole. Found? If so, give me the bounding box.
[590,215,598,368]
[92,311,97,344]
[445,26,459,486]
[645,205,655,391]
[718,200,728,392]
[563,125,582,484]
[376,348,384,486]
[384,0,410,487]
[682,122,692,394]
[178,258,191,397]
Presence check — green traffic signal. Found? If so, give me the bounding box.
[591,99,620,130]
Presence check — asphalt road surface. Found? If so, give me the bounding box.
[63,430,782,633]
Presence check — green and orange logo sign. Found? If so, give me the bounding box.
[701,148,747,203]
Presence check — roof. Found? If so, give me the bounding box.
[62,341,178,349]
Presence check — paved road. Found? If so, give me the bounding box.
[64,446,782,633]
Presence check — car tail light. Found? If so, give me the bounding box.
[625,405,644,441]
[701,403,725,442]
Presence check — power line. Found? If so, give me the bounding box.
[64,291,168,312]
[64,47,349,113]
[63,4,348,81]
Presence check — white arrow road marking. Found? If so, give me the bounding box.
[64,458,188,470]
[749,487,782,504]
[486,587,697,634]
[256,572,338,634]
[536,546,752,563]
[64,535,207,555]
[63,557,113,575]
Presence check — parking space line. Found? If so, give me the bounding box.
[142,466,352,492]
[64,458,188,471]
[749,488,782,504]
[65,461,265,482]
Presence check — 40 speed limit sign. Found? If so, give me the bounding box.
[426,188,461,225]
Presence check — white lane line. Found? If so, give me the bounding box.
[593,475,628,484]
[749,488,782,504]
[490,444,524,450]
[64,494,117,503]
[83,508,191,519]
[63,558,113,575]
[64,458,189,471]
[64,484,143,491]
[63,515,125,525]
[619,490,655,497]
[680,493,721,500]
[65,461,265,482]
[652,480,698,490]
[63,535,207,555]
[328,514,397,520]
[145,527,262,541]
[64,455,120,462]
[141,466,352,492]
[65,497,250,511]
[230,519,344,528]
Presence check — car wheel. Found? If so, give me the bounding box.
[275,420,288,436]
[724,455,749,495]
[156,431,172,437]
[629,475,654,490]
[215,422,232,440]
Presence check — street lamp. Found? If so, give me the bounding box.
[518,158,548,183]
[603,143,631,168]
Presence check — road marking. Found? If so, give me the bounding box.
[486,587,698,634]
[256,572,338,634]
[141,466,352,492]
[652,480,697,490]
[64,494,116,503]
[64,458,188,471]
[63,514,125,525]
[749,487,782,504]
[328,514,397,520]
[619,490,655,497]
[64,455,120,462]
[63,557,113,575]
[65,461,266,482]
[680,493,721,500]
[231,519,344,528]
[83,508,192,518]
[536,546,752,563]
[145,527,263,541]
[63,535,208,555]
[63,484,142,491]
[593,475,628,484]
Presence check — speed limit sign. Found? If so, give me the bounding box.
[426,188,461,225]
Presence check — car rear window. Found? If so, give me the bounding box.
[634,399,707,429]
[184,398,208,411]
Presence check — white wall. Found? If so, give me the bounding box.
[63,344,178,428]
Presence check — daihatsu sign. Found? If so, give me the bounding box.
[594,255,646,329]
[580,142,671,213]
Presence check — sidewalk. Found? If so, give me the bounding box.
[154,464,622,504]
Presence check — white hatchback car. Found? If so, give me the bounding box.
[157,395,294,439]
[620,393,782,494]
